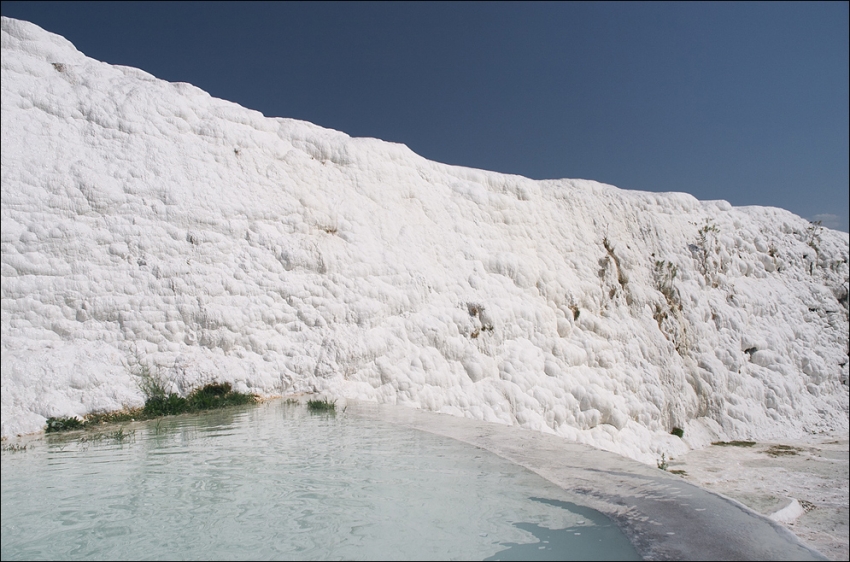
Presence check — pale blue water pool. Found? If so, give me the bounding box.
[1,400,640,560]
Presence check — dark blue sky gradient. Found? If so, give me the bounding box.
[3,1,848,231]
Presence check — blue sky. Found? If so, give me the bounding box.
[3,1,848,231]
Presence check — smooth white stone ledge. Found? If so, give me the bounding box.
[346,400,828,561]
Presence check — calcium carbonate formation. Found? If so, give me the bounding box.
[2,17,848,464]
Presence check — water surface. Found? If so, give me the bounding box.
[1,400,639,560]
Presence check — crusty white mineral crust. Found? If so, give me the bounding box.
[2,16,848,465]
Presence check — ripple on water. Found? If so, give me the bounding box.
[1,401,640,561]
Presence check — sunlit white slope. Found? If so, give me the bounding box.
[2,17,848,463]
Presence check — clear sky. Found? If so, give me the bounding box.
[3,1,848,232]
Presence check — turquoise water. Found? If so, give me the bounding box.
[1,400,640,560]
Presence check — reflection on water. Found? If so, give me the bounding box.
[2,401,639,560]
[486,498,639,561]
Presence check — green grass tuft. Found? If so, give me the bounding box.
[712,440,757,447]
[670,427,684,438]
[45,382,257,433]
[307,398,336,412]
[108,428,135,443]
[144,382,255,417]
[45,417,85,433]
[143,393,189,417]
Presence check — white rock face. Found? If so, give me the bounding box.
[2,17,848,464]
